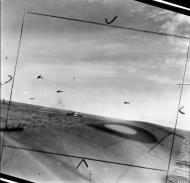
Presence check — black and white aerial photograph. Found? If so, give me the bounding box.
[0,0,190,183]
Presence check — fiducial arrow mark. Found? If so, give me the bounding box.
[76,158,88,169]
[105,16,118,24]
[0,75,12,85]
[179,106,185,115]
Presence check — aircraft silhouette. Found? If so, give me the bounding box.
[124,101,130,104]
[37,75,43,79]
[29,98,35,100]
[57,90,63,93]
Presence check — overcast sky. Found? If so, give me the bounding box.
[1,0,190,130]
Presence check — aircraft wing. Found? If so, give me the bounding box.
[0,101,189,183]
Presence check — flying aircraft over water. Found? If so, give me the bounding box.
[1,1,189,183]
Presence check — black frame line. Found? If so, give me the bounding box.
[166,39,190,182]
[3,145,167,172]
[27,11,190,40]
[0,11,26,163]
[148,129,185,153]
[148,132,172,152]
[0,10,189,181]
[0,173,34,183]
[134,0,190,16]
